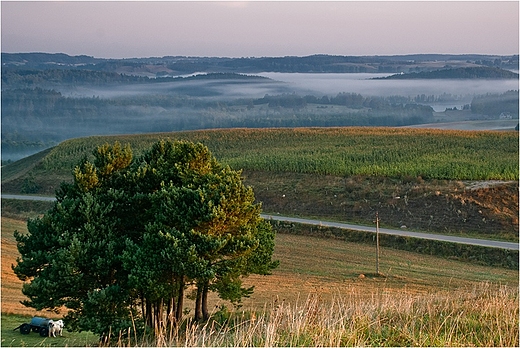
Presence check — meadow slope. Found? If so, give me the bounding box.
[2,127,518,240]
[2,216,518,346]
[3,128,518,183]
[2,127,518,346]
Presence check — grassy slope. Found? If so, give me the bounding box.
[2,215,518,346]
[2,128,519,184]
[2,126,518,345]
[240,232,518,307]
[1,148,52,182]
[3,215,518,307]
[2,127,518,241]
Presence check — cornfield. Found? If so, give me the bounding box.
[41,127,518,181]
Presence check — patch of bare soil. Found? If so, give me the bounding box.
[463,180,517,190]
[244,171,519,241]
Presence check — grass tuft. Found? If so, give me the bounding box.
[109,283,518,347]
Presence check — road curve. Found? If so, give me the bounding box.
[2,194,517,251]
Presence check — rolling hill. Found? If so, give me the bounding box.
[2,127,518,242]
[379,66,519,79]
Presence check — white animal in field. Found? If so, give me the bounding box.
[48,319,64,337]
[47,319,54,335]
[55,319,64,336]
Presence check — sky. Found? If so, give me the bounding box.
[1,1,519,59]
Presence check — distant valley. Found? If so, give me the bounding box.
[1,53,518,162]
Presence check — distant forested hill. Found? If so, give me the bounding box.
[0,69,268,89]
[380,67,519,79]
[1,68,150,88]
[471,90,519,116]
[1,52,103,65]
[2,52,518,75]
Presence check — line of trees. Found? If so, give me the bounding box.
[3,52,519,74]
[13,140,278,338]
[1,88,435,135]
[376,66,519,80]
[470,90,519,116]
[1,68,268,89]
[1,68,151,88]
[0,87,436,112]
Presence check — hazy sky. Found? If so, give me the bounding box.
[2,1,518,58]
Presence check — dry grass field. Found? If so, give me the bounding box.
[239,233,518,308]
[4,216,518,315]
[2,215,518,346]
[1,218,52,316]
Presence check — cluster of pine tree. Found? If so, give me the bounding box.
[13,140,278,338]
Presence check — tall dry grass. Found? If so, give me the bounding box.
[106,282,518,347]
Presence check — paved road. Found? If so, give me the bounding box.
[261,214,519,251]
[3,194,518,251]
[2,194,57,202]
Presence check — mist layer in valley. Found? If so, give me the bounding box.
[2,68,518,162]
[53,73,519,112]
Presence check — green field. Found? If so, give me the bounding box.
[2,128,518,191]
[2,127,518,244]
[1,314,98,347]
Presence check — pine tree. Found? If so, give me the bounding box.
[13,140,278,337]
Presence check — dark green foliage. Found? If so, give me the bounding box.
[380,67,519,79]
[12,140,278,337]
[471,90,519,117]
[20,175,40,194]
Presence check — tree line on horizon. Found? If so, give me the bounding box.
[380,66,518,80]
[2,52,519,74]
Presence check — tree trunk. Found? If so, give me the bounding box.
[166,297,171,322]
[154,298,164,332]
[153,302,158,332]
[202,281,209,321]
[145,299,153,328]
[175,277,185,322]
[194,284,203,321]
[169,276,177,327]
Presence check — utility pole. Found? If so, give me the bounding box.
[375,211,380,275]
